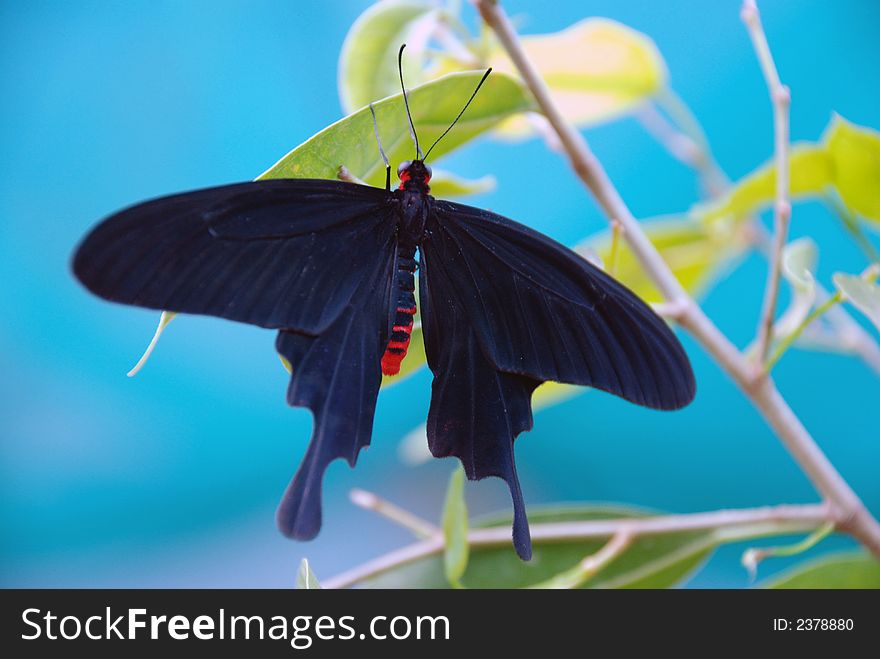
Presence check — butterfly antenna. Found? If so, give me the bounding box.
[369,103,391,191]
[424,68,492,161]
[398,44,423,160]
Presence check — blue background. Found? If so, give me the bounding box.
[1,0,878,588]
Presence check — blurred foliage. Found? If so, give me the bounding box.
[698,115,880,228]
[339,1,667,140]
[834,271,880,332]
[441,466,470,587]
[760,552,880,589]
[338,0,439,113]
[351,504,714,589]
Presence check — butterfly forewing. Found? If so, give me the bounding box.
[73,179,394,334]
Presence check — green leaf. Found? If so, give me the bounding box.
[353,504,716,588]
[699,144,832,223]
[427,169,496,198]
[259,70,534,189]
[295,558,322,589]
[338,0,439,113]
[825,115,880,223]
[490,18,667,138]
[579,216,743,304]
[833,272,880,332]
[761,552,880,589]
[441,466,470,588]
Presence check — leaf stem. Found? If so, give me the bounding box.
[349,488,441,539]
[528,531,632,589]
[474,0,880,556]
[765,293,843,372]
[741,522,834,580]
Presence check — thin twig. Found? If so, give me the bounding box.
[474,0,880,556]
[323,503,830,588]
[742,0,792,366]
[350,488,441,539]
[607,217,623,276]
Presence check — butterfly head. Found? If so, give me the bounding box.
[397,159,432,192]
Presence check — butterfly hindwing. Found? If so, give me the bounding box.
[73,179,393,334]
[420,255,539,560]
[419,199,696,560]
[275,235,397,540]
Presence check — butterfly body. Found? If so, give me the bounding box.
[379,160,433,375]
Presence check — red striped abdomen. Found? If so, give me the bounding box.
[382,249,418,376]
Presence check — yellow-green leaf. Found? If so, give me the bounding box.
[698,115,880,226]
[825,115,880,223]
[491,18,667,137]
[699,144,832,223]
[427,169,496,198]
[441,466,469,588]
[531,381,583,411]
[259,70,534,189]
[761,552,880,589]
[338,0,439,113]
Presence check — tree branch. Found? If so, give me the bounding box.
[742,0,792,366]
[473,0,880,556]
[323,503,830,588]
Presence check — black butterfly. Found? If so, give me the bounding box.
[72,49,695,561]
